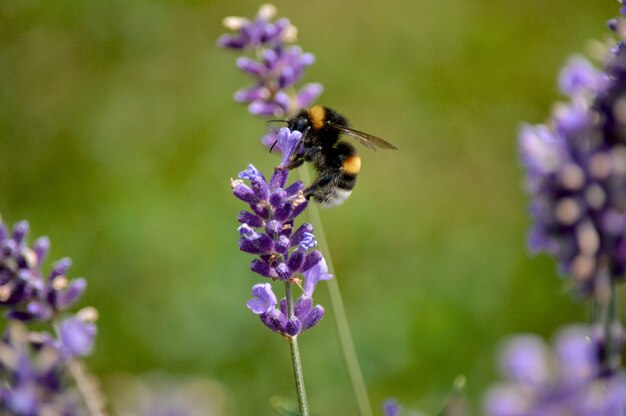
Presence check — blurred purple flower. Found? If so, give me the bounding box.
[59,315,97,358]
[383,398,403,416]
[0,322,81,415]
[520,23,626,295]
[484,325,626,416]
[0,219,87,321]
[218,3,323,148]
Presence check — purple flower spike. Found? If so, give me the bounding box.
[484,325,626,416]
[520,18,626,295]
[218,4,323,147]
[247,283,277,314]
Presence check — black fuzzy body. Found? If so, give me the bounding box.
[286,106,359,207]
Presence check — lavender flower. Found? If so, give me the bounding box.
[519,14,626,295]
[0,219,86,321]
[218,3,323,148]
[0,216,102,415]
[0,322,81,415]
[383,398,403,416]
[246,283,326,337]
[233,127,332,336]
[484,325,626,416]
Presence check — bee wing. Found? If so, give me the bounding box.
[328,123,398,151]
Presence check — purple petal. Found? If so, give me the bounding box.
[49,258,72,280]
[499,335,549,385]
[287,250,305,272]
[291,223,313,246]
[382,398,403,416]
[249,101,284,116]
[247,283,277,314]
[297,83,324,108]
[277,128,302,167]
[238,211,265,228]
[33,237,50,265]
[299,232,317,251]
[275,235,291,255]
[301,250,323,274]
[234,85,270,103]
[285,317,301,336]
[60,317,96,357]
[250,259,276,278]
[12,221,29,245]
[303,257,332,297]
[236,57,267,76]
[559,56,600,96]
[232,181,259,205]
[216,34,247,49]
[294,296,312,320]
[554,326,595,382]
[56,278,87,310]
[275,263,291,280]
[269,168,289,190]
[302,305,324,330]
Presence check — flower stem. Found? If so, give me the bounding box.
[594,262,620,373]
[298,166,373,416]
[285,282,309,416]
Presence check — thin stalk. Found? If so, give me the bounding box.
[298,166,373,416]
[593,259,620,373]
[285,282,309,416]
[53,321,107,416]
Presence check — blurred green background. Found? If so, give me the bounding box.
[0,0,619,414]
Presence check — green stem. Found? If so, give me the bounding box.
[285,282,309,416]
[298,166,373,416]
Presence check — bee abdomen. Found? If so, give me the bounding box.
[310,173,357,208]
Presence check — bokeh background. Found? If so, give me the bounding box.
[0,0,620,414]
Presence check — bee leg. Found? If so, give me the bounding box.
[286,154,305,170]
[304,172,337,200]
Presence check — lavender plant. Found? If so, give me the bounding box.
[0,217,103,415]
[485,325,626,416]
[221,5,373,415]
[480,3,626,415]
[231,126,331,415]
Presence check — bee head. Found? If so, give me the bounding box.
[289,115,310,133]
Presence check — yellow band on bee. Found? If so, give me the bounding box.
[309,105,326,130]
[342,155,361,174]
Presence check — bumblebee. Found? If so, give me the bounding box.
[284,105,397,207]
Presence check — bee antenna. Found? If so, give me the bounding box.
[266,119,288,124]
[269,140,278,153]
